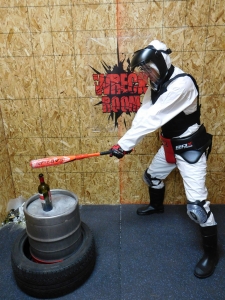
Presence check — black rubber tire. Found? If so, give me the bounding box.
[11,222,96,299]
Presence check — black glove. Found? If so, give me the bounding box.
[110,144,132,159]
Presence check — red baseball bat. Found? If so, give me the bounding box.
[30,150,112,168]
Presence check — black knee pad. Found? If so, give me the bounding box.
[143,169,162,187]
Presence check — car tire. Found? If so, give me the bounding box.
[11,222,96,299]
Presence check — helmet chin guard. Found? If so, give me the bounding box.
[130,45,172,90]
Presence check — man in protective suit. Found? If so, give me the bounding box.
[110,40,218,278]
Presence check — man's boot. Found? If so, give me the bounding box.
[194,225,219,278]
[137,186,165,215]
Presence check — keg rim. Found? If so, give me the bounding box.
[24,189,79,220]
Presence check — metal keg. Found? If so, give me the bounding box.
[24,189,82,263]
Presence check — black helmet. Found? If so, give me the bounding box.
[130,45,172,82]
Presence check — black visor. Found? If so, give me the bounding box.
[130,45,172,80]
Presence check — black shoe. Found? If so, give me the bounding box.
[194,225,218,278]
[137,204,164,215]
[137,184,165,216]
[194,252,219,278]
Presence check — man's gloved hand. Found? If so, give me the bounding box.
[110,144,132,159]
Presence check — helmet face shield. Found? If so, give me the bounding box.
[133,63,160,91]
[130,45,172,90]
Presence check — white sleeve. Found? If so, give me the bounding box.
[118,76,198,151]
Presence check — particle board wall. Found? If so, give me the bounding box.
[0,106,15,222]
[0,0,224,222]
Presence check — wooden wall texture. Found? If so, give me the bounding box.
[0,0,224,222]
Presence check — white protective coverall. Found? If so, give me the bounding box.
[117,65,216,227]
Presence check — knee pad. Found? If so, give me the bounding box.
[143,169,164,188]
[187,200,211,224]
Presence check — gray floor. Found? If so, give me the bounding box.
[1,204,225,300]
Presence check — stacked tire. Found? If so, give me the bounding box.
[11,223,95,298]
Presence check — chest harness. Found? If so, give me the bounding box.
[151,66,212,164]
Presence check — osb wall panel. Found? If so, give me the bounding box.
[0,106,15,222]
[0,0,224,221]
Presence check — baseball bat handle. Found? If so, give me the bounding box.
[100,150,112,155]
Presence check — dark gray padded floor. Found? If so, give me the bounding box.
[0,204,224,300]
